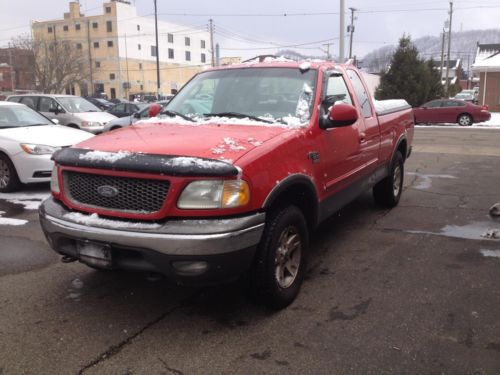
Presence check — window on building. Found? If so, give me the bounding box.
[106,21,112,32]
[140,84,144,91]
[185,37,190,46]
[185,51,191,61]
[201,40,206,49]
[95,61,101,68]
[92,22,98,29]
[107,40,113,47]
[110,73,116,80]
[139,63,143,70]
[48,27,53,33]
[105,6,111,13]
[168,48,174,59]
[93,42,100,48]
[151,46,157,57]
[137,24,140,31]
[63,25,68,32]
[138,44,141,50]
[75,24,81,31]
[76,43,82,50]
[168,34,174,43]
[201,53,206,63]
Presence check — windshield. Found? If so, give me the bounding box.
[0,105,53,128]
[166,67,317,125]
[455,93,472,99]
[57,97,100,113]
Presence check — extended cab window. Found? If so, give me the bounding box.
[347,70,373,118]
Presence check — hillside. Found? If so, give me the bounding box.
[361,29,500,73]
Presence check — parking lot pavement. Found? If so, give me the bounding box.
[1,127,499,374]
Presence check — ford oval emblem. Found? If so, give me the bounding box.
[97,185,119,198]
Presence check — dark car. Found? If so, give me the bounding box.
[84,97,113,111]
[107,102,143,118]
[413,99,491,126]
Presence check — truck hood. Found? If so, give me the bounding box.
[76,121,293,163]
[0,125,94,146]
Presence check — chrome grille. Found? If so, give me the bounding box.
[63,171,169,214]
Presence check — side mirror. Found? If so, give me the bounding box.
[320,103,358,129]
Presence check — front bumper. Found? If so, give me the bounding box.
[39,197,265,283]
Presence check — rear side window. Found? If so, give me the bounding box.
[20,96,37,109]
[426,100,442,108]
[347,69,373,118]
[443,100,464,107]
[39,97,59,112]
[7,96,22,103]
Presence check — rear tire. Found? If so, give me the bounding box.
[457,114,472,126]
[373,151,404,208]
[248,205,308,309]
[0,153,21,193]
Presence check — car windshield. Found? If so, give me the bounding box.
[165,67,317,125]
[57,97,100,113]
[455,93,473,99]
[0,105,53,128]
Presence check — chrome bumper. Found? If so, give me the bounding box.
[39,197,265,256]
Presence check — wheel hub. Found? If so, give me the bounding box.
[0,159,10,189]
[393,165,402,197]
[275,226,302,289]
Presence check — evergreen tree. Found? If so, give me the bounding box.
[375,36,444,106]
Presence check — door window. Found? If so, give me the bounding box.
[39,97,59,112]
[114,104,125,112]
[323,75,353,112]
[425,100,442,108]
[20,96,37,109]
[347,70,373,118]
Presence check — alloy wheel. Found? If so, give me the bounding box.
[274,226,302,289]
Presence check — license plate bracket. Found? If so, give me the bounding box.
[77,240,112,269]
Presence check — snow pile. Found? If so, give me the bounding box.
[263,56,293,63]
[0,210,28,226]
[299,62,311,71]
[164,156,231,169]
[64,212,162,230]
[79,150,132,163]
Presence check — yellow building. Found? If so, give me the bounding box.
[32,0,211,99]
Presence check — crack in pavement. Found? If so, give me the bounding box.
[78,293,198,374]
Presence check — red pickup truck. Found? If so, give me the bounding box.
[40,60,414,308]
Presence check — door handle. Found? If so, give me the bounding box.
[359,132,366,143]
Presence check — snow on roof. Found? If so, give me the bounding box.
[472,52,500,71]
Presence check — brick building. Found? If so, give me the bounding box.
[472,43,500,112]
[0,48,36,92]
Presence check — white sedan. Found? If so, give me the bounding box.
[0,102,93,192]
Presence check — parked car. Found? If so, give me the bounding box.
[413,99,490,126]
[103,101,168,132]
[454,90,476,103]
[84,97,114,111]
[40,60,414,308]
[6,94,118,133]
[107,102,144,118]
[0,102,93,192]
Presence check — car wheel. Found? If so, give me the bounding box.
[458,114,472,126]
[373,151,404,208]
[0,153,21,193]
[248,205,308,309]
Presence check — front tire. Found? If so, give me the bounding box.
[458,114,472,126]
[248,205,308,309]
[0,153,21,193]
[373,151,404,208]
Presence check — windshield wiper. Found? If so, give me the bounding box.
[204,112,274,124]
[162,110,196,122]
[25,123,50,127]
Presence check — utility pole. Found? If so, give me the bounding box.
[339,0,345,62]
[154,0,161,99]
[445,1,453,96]
[209,19,215,67]
[348,7,357,59]
[321,42,334,61]
[8,43,15,92]
[124,33,130,100]
[87,20,94,95]
[439,27,445,87]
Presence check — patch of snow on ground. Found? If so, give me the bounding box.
[64,212,162,230]
[480,249,500,258]
[0,192,50,210]
[79,150,132,163]
[0,210,28,226]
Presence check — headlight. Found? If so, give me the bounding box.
[50,165,60,194]
[178,179,250,209]
[20,143,57,155]
[81,121,103,128]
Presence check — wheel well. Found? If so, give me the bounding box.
[111,126,122,131]
[457,113,473,122]
[67,124,79,129]
[397,138,408,161]
[265,183,318,232]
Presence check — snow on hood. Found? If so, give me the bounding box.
[0,125,93,147]
[75,121,295,163]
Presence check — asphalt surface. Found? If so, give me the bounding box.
[1,127,499,374]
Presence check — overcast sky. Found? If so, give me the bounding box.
[2,0,500,59]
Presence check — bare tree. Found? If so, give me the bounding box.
[10,34,88,94]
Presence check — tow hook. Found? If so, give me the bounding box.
[61,255,77,263]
